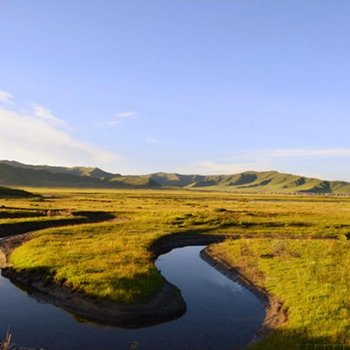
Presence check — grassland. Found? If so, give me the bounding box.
[210,239,350,349]
[1,189,350,347]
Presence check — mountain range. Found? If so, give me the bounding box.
[1,160,350,194]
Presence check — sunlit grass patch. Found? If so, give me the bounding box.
[10,221,164,303]
[210,239,350,348]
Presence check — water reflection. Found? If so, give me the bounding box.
[0,246,265,350]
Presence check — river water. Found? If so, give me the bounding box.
[0,245,265,350]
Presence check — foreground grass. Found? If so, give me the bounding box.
[2,189,350,346]
[210,239,350,348]
[10,220,165,303]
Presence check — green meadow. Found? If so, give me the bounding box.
[211,239,350,349]
[2,189,350,347]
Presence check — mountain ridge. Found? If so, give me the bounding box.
[0,160,350,194]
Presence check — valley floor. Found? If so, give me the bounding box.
[1,189,350,348]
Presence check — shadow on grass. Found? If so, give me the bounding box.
[0,211,115,238]
[253,327,350,350]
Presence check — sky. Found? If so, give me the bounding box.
[1,1,350,180]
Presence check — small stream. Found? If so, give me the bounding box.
[0,246,265,350]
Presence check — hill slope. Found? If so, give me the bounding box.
[0,160,349,194]
[0,160,117,180]
[0,185,35,197]
[146,171,350,194]
[0,162,159,189]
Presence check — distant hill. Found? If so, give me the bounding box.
[0,185,35,198]
[0,160,117,180]
[148,171,350,194]
[1,160,350,194]
[0,161,159,189]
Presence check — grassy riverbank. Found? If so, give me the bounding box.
[210,239,350,349]
[2,189,350,346]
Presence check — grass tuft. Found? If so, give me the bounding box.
[0,331,12,350]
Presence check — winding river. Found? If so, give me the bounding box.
[0,245,265,350]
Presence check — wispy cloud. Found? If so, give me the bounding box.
[146,137,157,144]
[104,111,137,128]
[117,111,136,118]
[105,120,121,127]
[0,92,122,168]
[182,160,270,175]
[0,90,13,104]
[33,103,64,125]
[254,148,350,159]
[185,148,350,176]
[210,148,350,166]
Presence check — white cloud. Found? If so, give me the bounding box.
[146,137,157,144]
[104,111,137,128]
[222,148,350,166]
[33,103,64,125]
[0,90,13,104]
[180,160,270,175]
[180,148,350,176]
[106,120,121,127]
[117,111,136,118]
[0,106,121,168]
[254,148,350,159]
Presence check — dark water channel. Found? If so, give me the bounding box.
[0,246,265,350]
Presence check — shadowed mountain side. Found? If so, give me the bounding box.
[0,160,117,180]
[0,163,110,188]
[250,326,350,350]
[1,160,350,194]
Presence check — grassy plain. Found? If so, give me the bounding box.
[2,189,350,347]
[211,239,350,349]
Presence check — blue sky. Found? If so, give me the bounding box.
[1,1,350,180]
